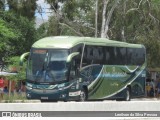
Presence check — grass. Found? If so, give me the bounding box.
[1,92,27,103]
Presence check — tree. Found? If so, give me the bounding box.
[95,0,99,37]
[7,0,37,20]
[0,19,17,62]
[0,11,37,61]
[0,0,5,10]
[45,0,95,36]
[100,0,121,38]
[36,22,48,40]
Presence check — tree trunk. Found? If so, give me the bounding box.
[101,0,109,38]
[101,0,121,39]
[121,0,128,42]
[95,0,99,37]
[9,80,12,99]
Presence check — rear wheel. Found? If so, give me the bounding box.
[124,87,131,101]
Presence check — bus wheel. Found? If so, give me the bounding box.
[79,88,87,101]
[124,87,131,101]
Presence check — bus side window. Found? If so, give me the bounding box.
[70,44,83,69]
[126,48,146,66]
[70,58,80,80]
[106,47,116,65]
[116,47,126,65]
[93,46,104,64]
[135,48,145,65]
[98,47,104,64]
[82,45,93,67]
[127,48,133,65]
[105,47,110,64]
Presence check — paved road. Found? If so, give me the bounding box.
[1,98,160,119]
[129,97,159,101]
[0,100,160,111]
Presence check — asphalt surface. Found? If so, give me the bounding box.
[0,97,160,119]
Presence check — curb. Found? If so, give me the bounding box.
[0,100,41,103]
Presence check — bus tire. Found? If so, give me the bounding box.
[79,88,88,101]
[124,87,131,101]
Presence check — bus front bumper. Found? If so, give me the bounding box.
[26,88,69,101]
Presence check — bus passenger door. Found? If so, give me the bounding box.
[68,58,82,100]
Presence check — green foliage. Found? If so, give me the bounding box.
[6,56,20,66]
[5,56,26,81]
[0,1,37,82]
[36,23,48,40]
[0,19,16,40]
[0,11,36,82]
[0,19,18,61]
[3,93,26,102]
[0,11,37,60]
[0,0,5,10]
[7,0,37,20]
[45,0,95,36]
[47,16,60,36]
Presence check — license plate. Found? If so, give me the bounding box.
[41,97,48,100]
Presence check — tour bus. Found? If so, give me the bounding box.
[20,36,146,101]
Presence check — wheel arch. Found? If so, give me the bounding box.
[127,85,131,92]
[124,85,132,101]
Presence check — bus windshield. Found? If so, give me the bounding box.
[27,49,69,83]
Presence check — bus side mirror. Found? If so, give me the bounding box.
[66,52,79,63]
[20,52,30,66]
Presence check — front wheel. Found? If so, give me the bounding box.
[79,88,88,101]
[124,87,131,101]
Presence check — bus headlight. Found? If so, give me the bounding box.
[26,83,33,89]
[58,83,65,88]
[60,94,66,98]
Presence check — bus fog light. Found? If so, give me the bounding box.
[61,94,66,98]
[27,93,31,98]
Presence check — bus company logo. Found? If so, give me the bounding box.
[43,89,46,93]
[2,112,11,117]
